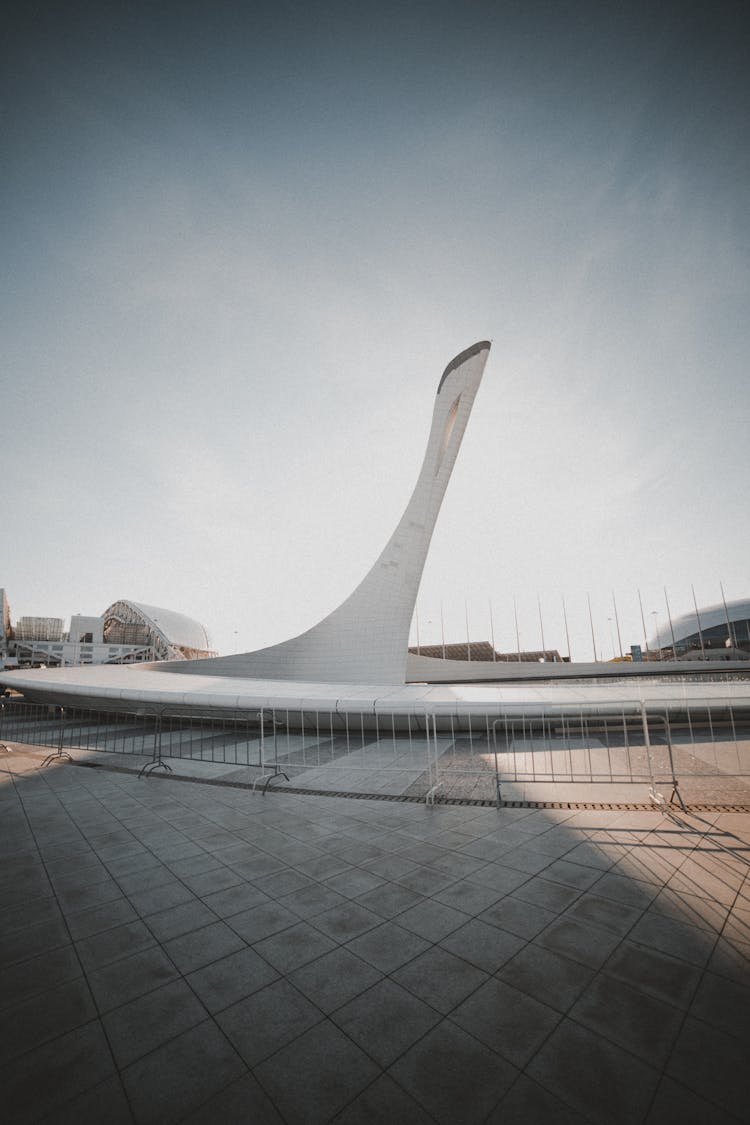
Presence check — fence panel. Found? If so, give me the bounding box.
[2,696,748,805]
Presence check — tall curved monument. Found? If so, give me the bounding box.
[167,340,491,684]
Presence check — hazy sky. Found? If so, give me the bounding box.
[3,0,749,661]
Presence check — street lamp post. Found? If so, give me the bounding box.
[607,618,616,661]
[638,588,649,658]
[587,593,597,662]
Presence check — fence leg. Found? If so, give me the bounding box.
[491,720,503,806]
[641,704,686,809]
[252,710,289,793]
[425,714,442,805]
[42,707,73,766]
[641,703,663,807]
[661,714,686,811]
[0,701,10,752]
[138,714,173,778]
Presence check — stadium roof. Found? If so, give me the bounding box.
[103,600,212,655]
[649,597,750,649]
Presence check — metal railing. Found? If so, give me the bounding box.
[1,696,748,806]
[489,703,685,806]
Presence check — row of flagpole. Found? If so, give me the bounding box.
[413,582,738,663]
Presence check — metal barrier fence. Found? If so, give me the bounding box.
[1,697,749,805]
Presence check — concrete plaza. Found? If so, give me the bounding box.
[1,745,749,1124]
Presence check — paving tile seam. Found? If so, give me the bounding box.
[102,983,214,1071]
[526,1012,667,1125]
[253,1033,367,1125]
[495,1069,601,1125]
[594,815,742,912]
[653,1074,747,1125]
[591,908,728,977]
[0,765,140,1120]
[665,810,750,869]
[671,1002,748,1049]
[567,979,686,1064]
[116,1015,252,1120]
[88,938,291,1112]
[451,1003,573,1125]
[232,1009,325,1069]
[3,771,266,1109]
[478,850,720,1012]
[632,818,750,909]
[45,766,349,963]
[272,999,510,1125]
[184,1066,285,1125]
[87,959,187,1020]
[34,1074,135,1125]
[634,853,749,1124]
[659,844,750,1008]
[329,984,450,1069]
[329,1069,443,1125]
[2,922,260,1107]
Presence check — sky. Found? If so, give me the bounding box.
[2,0,749,662]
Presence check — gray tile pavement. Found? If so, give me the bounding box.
[1,745,749,1123]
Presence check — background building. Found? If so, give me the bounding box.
[0,589,215,671]
[647,597,750,660]
[409,642,565,663]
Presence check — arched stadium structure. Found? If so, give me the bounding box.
[648,598,750,659]
[102,600,216,662]
[0,596,216,670]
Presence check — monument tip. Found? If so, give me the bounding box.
[437,340,491,394]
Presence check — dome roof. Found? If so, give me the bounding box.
[648,597,750,649]
[129,602,212,652]
[103,600,213,655]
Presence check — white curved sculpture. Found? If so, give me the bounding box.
[169,341,491,684]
